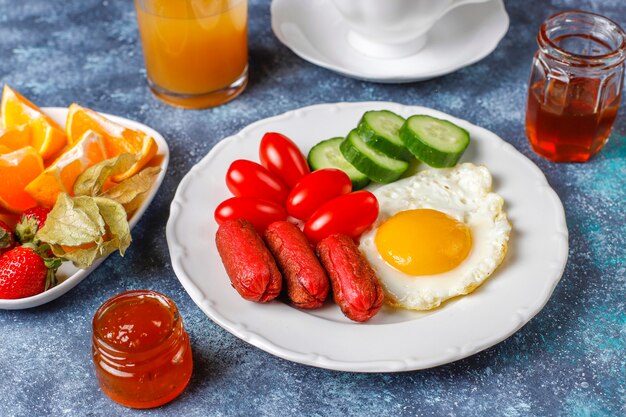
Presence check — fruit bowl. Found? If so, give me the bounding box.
[0,107,169,310]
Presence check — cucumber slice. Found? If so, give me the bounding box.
[400,115,470,168]
[357,110,413,161]
[340,130,408,183]
[308,137,370,190]
[400,156,420,179]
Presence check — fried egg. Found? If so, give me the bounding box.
[359,163,511,310]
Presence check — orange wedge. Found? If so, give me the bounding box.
[1,85,67,160]
[24,130,108,208]
[0,146,44,214]
[111,134,158,182]
[65,104,157,181]
[0,125,31,152]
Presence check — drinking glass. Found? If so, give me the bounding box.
[135,0,248,109]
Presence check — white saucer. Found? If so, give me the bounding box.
[271,0,510,83]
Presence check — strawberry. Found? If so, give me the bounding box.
[0,220,15,256]
[16,207,51,245]
[0,244,62,299]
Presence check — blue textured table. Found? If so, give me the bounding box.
[1,1,624,416]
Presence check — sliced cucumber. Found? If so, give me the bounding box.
[308,137,370,190]
[340,129,408,184]
[400,115,470,168]
[357,110,412,161]
[400,156,420,179]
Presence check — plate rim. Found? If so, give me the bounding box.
[0,107,170,310]
[166,101,568,372]
[270,0,510,83]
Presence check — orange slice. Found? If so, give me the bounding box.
[65,104,157,181]
[0,146,44,214]
[24,130,108,208]
[0,125,31,152]
[111,134,158,182]
[1,85,67,160]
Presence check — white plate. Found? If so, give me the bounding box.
[0,107,169,310]
[271,0,510,83]
[167,102,568,372]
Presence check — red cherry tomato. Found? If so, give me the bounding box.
[286,169,352,221]
[303,191,379,244]
[259,132,310,189]
[214,197,287,233]
[226,159,289,204]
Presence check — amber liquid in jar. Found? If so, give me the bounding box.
[92,290,193,409]
[525,12,625,162]
[526,76,621,162]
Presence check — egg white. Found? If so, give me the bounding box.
[359,163,511,311]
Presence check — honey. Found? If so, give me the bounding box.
[526,77,621,162]
[92,290,193,408]
[525,11,625,162]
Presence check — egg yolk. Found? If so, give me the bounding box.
[375,209,472,276]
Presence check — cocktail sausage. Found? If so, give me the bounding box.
[317,234,384,322]
[264,221,329,309]
[216,219,282,302]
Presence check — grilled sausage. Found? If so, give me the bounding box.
[215,219,282,302]
[316,234,384,322]
[264,221,329,309]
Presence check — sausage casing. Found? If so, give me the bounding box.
[264,221,329,309]
[316,234,384,322]
[215,218,282,302]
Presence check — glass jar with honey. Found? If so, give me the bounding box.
[92,290,193,408]
[526,11,626,162]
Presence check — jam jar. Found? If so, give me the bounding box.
[525,10,626,162]
[92,290,193,408]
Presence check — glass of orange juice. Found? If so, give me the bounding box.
[135,0,248,109]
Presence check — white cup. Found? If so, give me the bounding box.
[330,0,490,58]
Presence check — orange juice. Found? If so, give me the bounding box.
[135,0,248,108]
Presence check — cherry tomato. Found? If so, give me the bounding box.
[303,191,379,244]
[225,159,289,204]
[259,132,310,189]
[214,197,287,233]
[286,169,352,221]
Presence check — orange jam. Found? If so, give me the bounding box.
[92,290,193,408]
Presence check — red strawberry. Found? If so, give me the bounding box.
[0,245,62,299]
[0,220,15,256]
[16,207,51,245]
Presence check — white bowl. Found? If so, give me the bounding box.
[0,107,169,310]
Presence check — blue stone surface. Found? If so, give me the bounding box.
[0,0,624,416]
